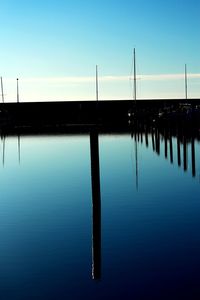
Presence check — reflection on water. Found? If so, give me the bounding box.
[147,127,197,179]
[90,132,101,280]
[0,127,200,299]
[1,135,21,166]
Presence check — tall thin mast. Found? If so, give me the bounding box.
[96,65,99,101]
[133,48,137,102]
[17,78,19,103]
[185,64,188,100]
[1,77,4,103]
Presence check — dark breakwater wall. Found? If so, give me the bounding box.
[0,100,132,127]
[0,99,200,133]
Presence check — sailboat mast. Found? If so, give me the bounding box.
[96,65,99,101]
[17,78,19,103]
[185,64,188,100]
[1,76,4,103]
[133,48,137,102]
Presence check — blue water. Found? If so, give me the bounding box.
[0,133,200,299]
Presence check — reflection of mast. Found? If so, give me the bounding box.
[90,131,101,280]
[135,134,139,191]
[18,135,21,164]
[2,135,5,166]
[1,136,21,166]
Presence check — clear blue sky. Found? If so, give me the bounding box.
[0,0,199,101]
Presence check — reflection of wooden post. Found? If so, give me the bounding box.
[134,121,137,142]
[191,137,196,177]
[183,136,188,171]
[164,130,168,159]
[177,136,181,167]
[155,129,160,155]
[90,132,101,280]
[152,129,155,151]
[145,127,148,147]
[169,135,173,163]
[140,131,143,143]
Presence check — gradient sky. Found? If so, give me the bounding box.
[0,0,200,101]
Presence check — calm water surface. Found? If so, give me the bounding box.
[0,132,200,299]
